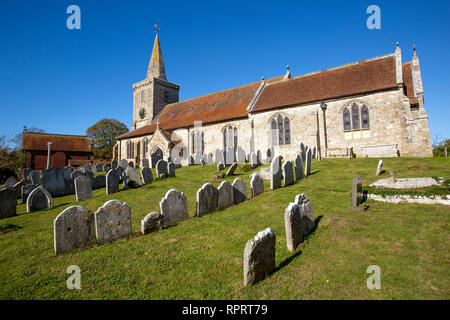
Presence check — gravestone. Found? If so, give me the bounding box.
[104,164,111,172]
[23,168,32,180]
[119,159,128,169]
[116,166,124,179]
[54,205,95,255]
[266,147,274,164]
[187,156,194,166]
[284,203,302,252]
[202,154,208,164]
[95,164,103,172]
[141,166,153,184]
[217,162,224,171]
[232,178,247,205]
[300,143,305,160]
[156,160,168,177]
[30,170,42,185]
[13,179,26,199]
[128,162,134,168]
[294,155,304,181]
[294,193,315,237]
[26,187,53,212]
[250,152,258,169]
[270,156,282,190]
[237,147,246,164]
[194,154,202,165]
[93,175,106,189]
[141,212,163,235]
[74,175,92,201]
[243,228,276,287]
[250,173,264,197]
[214,149,223,164]
[106,169,119,195]
[141,159,149,168]
[207,153,213,164]
[63,166,75,195]
[21,184,38,204]
[0,188,17,219]
[226,162,238,176]
[95,200,132,244]
[125,166,142,187]
[282,161,294,186]
[167,162,175,177]
[225,147,235,165]
[304,148,312,176]
[351,176,363,208]
[196,183,218,217]
[256,150,262,165]
[376,159,383,176]
[43,167,66,197]
[312,146,316,159]
[70,170,83,180]
[159,189,188,227]
[4,176,18,188]
[217,181,234,210]
[111,159,118,169]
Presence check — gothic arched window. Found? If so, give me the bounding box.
[192,130,204,155]
[343,108,351,131]
[343,102,370,131]
[270,114,291,146]
[351,103,360,130]
[223,125,238,151]
[361,106,370,129]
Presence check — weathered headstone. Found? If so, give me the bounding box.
[54,205,95,255]
[106,169,120,195]
[250,152,258,169]
[284,203,302,252]
[141,166,153,184]
[141,159,149,168]
[30,170,42,185]
[141,212,163,234]
[225,147,235,165]
[23,168,32,180]
[63,166,75,195]
[111,159,118,170]
[266,147,274,164]
[207,153,213,164]
[270,156,282,190]
[226,162,238,176]
[4,176,18,188]
[294,193,315,237]
[217,162,224,171]
[0,188,17,219]
[21,184,38,204]
[300,143,305,160]
[304,148,312,176]
[243,228,276,287]
[156,159,168,177]
[375,159,383,176]
[159,189,188,227]
[250,173,264,197]
[26,187,53,212]
[93,175,106,189]
[256,150,262,166]
[232,178,247,205]
[125,166,142,187]
[194,154,203,165]
[217,181,234,210]
[43,167,66,197]
[95,200,132,244]
[237,147,246,164]
[214,149,223,164]
[196,183,218,217]
[75,175,92,201]
[167,162,175,177]
[282,161,294,187]
[119,159,128,169]
[312,146,317,159]
[294,155,304,181]
[351,176,363,208]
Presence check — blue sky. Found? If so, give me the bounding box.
[0,0,449,146]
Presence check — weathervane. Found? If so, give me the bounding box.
[154,24,160,34]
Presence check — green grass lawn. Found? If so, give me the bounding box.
[0,157,449,299]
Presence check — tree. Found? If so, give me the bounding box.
[0,135,20,180]
[86,119,129,161]
[9,126,46,150]
[433,138,450,157]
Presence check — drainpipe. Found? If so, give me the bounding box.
[320,102,328,157]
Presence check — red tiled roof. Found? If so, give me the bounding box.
[22,133,92,153]
[251,55,398,112]
[117,76,284,140]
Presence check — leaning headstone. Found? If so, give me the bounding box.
[106,169,120,195]
[294,193,315,237]
[282,161,294,186]
[30,170,42,185]
[270,156,282,190]
[196,183,218,217]
[141,212,163,235]
[217,181,234,210]
[351,176,364,209]
[74,175,92,201]
[26,187,53,212]
[243,228,276,287]
[304,148,312,176]
[43,167,66,197]
[156,159,168,177]
[141,166,153,184]
[159,189,188,227]
[226,162,238,176]
[284,203,303,252]
[167,162,175,177]
[4,176,18,188]
[21,184,38,204]
[250,152,258,169]
[294,155,304,181]
[250,173,264,197]
[237,147,246,164]
[232,178,247,205]
[217,162,224,171]
[54,205,95,255]
[63,166,75,195]
[375,159,383,176]
[95,200,132,244]
[0,188,17,219]
[125,166,142,187]
[93,175,106,189]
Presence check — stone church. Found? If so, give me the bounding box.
[115,34,433,167]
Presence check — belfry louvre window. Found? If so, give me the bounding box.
[270,115,291,145]
[343,103,370,131]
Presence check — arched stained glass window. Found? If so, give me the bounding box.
[343,108,351,131]
[361,106,370,129]
[351,104,360,130]
[271,119,277,146]
[270,115,291,146]
[277,115,284,145]
[284,118,291,145]
[343,102,370,131]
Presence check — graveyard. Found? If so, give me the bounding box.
[0,156,449,299]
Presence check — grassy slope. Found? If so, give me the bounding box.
[0,157,449,299]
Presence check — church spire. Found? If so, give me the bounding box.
[146,33,167,80]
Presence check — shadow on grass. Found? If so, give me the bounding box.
[0,224,23,234]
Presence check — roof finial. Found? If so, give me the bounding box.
[396,42,399,47]
[156,120,160,130]
[413,43,417,58]
[261,76,265,81]
[283,64,291,80]
[154,24,160,34]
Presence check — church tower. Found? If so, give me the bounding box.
[132,33,180,130]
